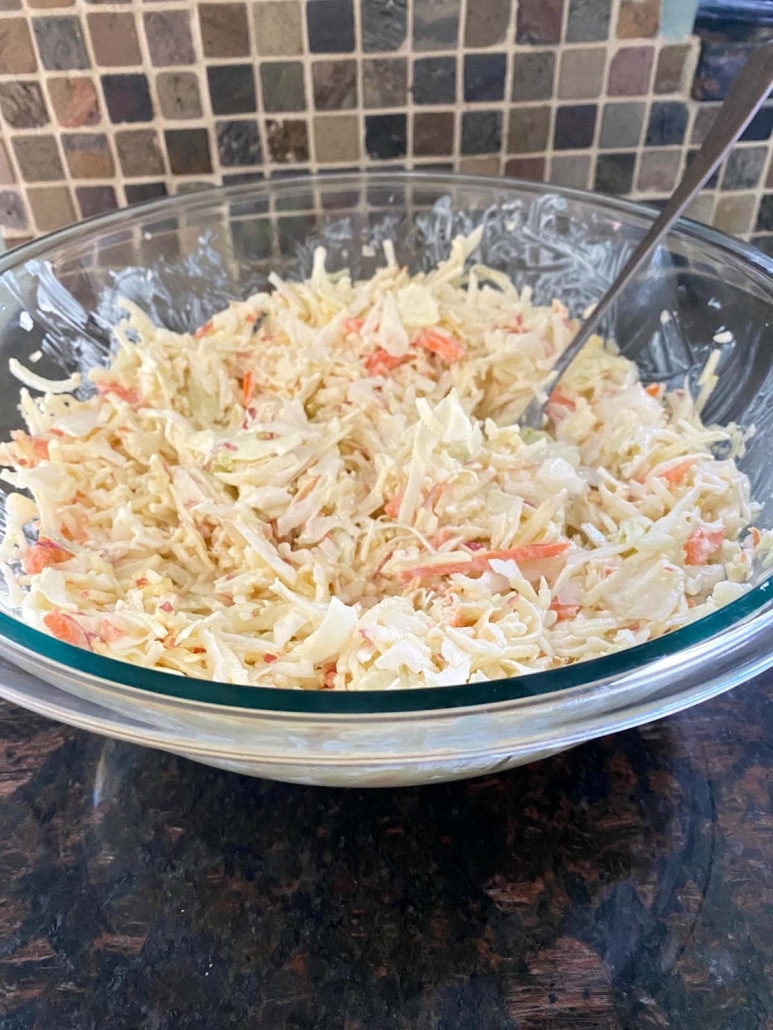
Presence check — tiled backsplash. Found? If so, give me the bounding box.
[0,0,772,253]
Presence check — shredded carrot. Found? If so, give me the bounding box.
[403,541,570,580]
[645,383,662,398]
[750,527,762,546]
[22,539,72,575]
[159,600,174,613]
[242,369,254,408]
[549,600,580,621]
[263,653,278,663]
[547,389,576,411]
[658,458,696,485]
[364,348,405,377]
[684,527,725,565]
[43,611,91,650]
[414,328,465,363]
[343,317,364,335]
[100,620,124,643]
[193,319,213,339]
[384,495,402,518]
[95,380,140,406]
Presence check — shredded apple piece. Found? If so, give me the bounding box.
[0,234,765,691]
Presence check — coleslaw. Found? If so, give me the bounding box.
[0,231,768,690]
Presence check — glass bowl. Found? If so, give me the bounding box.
[0,172,772,787]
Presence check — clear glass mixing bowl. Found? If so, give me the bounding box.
[0,173,771,787]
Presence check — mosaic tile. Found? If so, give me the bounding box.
[558,47,605,100]
[362,58,407,108]
[0,82,49,128]
[207,65,256,115]
[755,194,773,232]
[28,0,74,7]
[33,15,89,71]
[595,152,635,194]
[216,120,262,166]
[512,51,555,102]
[654,44,690,95]
[464,0,510,47]
[413,0,460,52]
[637,148,680,192]
[0,17,36,74]
[165,128,212,174]
[516,0,563,45]
[684,192,715,224]
[413,111,454,155]
[115,129,164,177]
[0,191,27,230]
[125,182,168,205]
[266,119,310,162]
[508,106,550,153]
[692,41,753,103]
[645,100,688,146]
[607,46,653,96]
[28,185,75,230]
[361,0,407,52]
[157,71,202,119]
[549,153,591,189]
[61,132,114,178]
[413,57,456,105]
[554,104,596,149]
[13,136,64,182]
[199,3,250,58]
[505,156,545,181]
[76,185,117,218]
[464,53,506,103]
[254,1,304,56]
[565,0,611,43]
[714,193,756,236]
[740,107,773,143]
[691,104,717,146]
[307,0,355,54]
[314,114,360,163]
[365,113,407,158]
[143,11,195,66]
[312,60,357,110]
[460,156,500,176]
[616,0,659,39]
[751,233,773,256]
[461,110,501,154]
[262,62,307,113]
[685,148,719,189]
[721,147,767,191]
[599,101,644,149]
[0,141,14,185]
[102,73,153,123]
[47,77,99,127]
[87,12,141,67]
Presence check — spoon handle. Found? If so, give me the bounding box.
[519,41,773,430]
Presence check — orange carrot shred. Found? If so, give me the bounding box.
[344,317,365,335]
[658,458,696,485]
[403,541,569,580]
[22,539,72,575]
[43,611,91,650]
[242,369,254,408]
[414,328,465,363]
[384,495,402,518]
[684,527,725,565]
[645,383,662,398]
[364,348,405,377]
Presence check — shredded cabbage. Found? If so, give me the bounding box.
[0,235,769,691]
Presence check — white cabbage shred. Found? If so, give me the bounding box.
[0,235,768,690]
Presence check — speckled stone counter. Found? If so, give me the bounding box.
[1,673,772,1030]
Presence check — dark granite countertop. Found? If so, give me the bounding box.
[1,673,772,1030]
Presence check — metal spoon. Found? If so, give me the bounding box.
[519,41,773,430]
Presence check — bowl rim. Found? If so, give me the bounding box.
[2,169,773,716]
